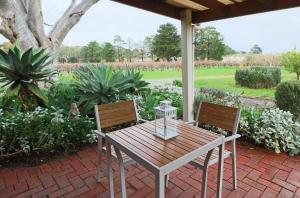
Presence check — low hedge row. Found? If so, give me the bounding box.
[235,67,281,88]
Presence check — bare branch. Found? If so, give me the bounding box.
[26,0,48,46]
[49,0,100,48]
[44,22,53,26]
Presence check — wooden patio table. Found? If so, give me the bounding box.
[105,119,225,198]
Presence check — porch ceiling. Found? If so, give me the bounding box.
[111,0,300,23]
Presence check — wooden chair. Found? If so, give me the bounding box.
[94,100,142,182]
[188,102,241,197]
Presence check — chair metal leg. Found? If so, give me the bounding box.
[201,150,213,198]
[106,142,114,198]
[165,174,169,188]
[232,139,237,190]
[217,141,225,198]
[114,146,127,198]
[96,135,103,182]
[201,165,209,198]
[155,172,165,198]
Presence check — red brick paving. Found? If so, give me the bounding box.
[1,141,300,198]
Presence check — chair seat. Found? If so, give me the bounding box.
[103,146,133,164]
[191,148,231,167]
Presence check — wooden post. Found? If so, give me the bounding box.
[181,9,194,122]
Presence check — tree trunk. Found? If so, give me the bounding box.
[297,72,299,80]
[0,0,99,64]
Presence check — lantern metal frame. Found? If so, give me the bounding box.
[154,105,178,140]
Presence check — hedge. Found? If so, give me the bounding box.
[235,67,281,88]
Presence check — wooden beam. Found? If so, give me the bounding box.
[166,0,208,11]
[111,0,182,20]
[193,0,300,23]
[191,0,225,11]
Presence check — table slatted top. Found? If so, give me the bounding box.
[106,119,220,168]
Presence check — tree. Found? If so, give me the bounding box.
[135,41,146,62]
[102,42,116,62]
[124,38,136,62]
[144,36,155,61]
[153,23,180,61]
[58,45,81,63]
[251,44,263,54]
[224,45,236,56]
[0,0,99,57]
[195,26,225,60]
[80,41,102,62]
[280,50,300,80]
[113,35,125,62]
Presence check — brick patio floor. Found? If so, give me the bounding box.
[1,141,300,198]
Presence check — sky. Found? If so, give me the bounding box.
[1,0,300,53]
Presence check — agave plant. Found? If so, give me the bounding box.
[125,68,150,93]
[0,43,55,111]
[73,64,135,114]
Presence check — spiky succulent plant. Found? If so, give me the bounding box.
[0,43,55,110]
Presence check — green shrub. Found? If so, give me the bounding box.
[48,81,78,114]
[194,87,242,118]
[172,79,182,87]
[0,107,96,157]
[239,107,300,155]
[235,67,281,88]
[275,80,300,120]
[129,88,183,120]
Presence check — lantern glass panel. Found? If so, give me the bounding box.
[154,102,178,140]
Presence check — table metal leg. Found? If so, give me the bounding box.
[106,142,114,198]
[114,146,127,198]
[155,172,165,198]
[217,142,225,198]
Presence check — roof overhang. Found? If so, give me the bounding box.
[111,0,300,23]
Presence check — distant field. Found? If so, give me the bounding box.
[141,67,297,99]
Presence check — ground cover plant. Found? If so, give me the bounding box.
[0,107,96,158]
[240,107,300,155]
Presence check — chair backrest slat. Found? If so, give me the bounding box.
[197,102,240,133]
[95,100,138,129]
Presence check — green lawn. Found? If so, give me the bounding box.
[141,67,297,99]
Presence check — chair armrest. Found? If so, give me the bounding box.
[224,134,241,142]
[138,118,149,123]
[185,121,197,125]
[93,130,105,138]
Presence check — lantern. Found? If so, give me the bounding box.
[154,100,178,140]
